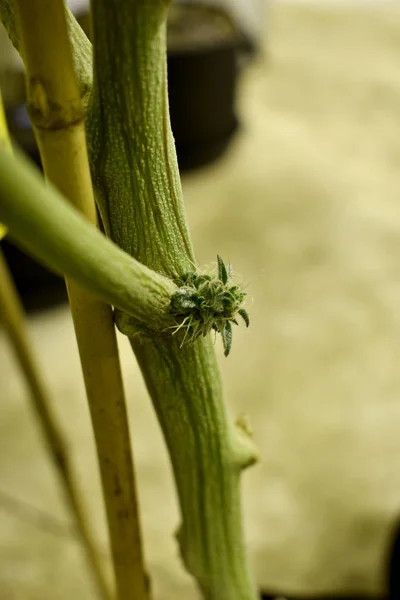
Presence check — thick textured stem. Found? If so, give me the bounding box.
[88,0,193,267]
[89,2,258,599]
[14,2,148,599]
[132,336,257,600]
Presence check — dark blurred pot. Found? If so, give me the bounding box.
[0,239,67,312]
[167,3,239,170]
[78,3,241,170]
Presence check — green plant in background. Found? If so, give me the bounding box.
[0,2,257,600]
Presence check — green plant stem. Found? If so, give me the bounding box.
[89,2,258,599]
[14,1,148,598]
[88,1,193,267]
[132,336,258,600]
[0,147,175,333]
[0,249,110,600]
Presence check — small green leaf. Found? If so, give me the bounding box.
[238,309,250,327]
[217,255,228,285]
[221,320,232,357]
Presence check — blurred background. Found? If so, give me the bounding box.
[1,1,400,599]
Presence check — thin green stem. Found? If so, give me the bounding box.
[0,147,175,332]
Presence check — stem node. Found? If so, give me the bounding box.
[27,77,83,130]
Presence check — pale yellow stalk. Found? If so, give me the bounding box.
[0,251,111,600]
[14,2,148,599]
[0,89,9,239]
[0,90,109,600]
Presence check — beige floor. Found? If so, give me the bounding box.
[2,2,400,598]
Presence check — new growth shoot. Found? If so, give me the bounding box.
[170,256,250,356]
